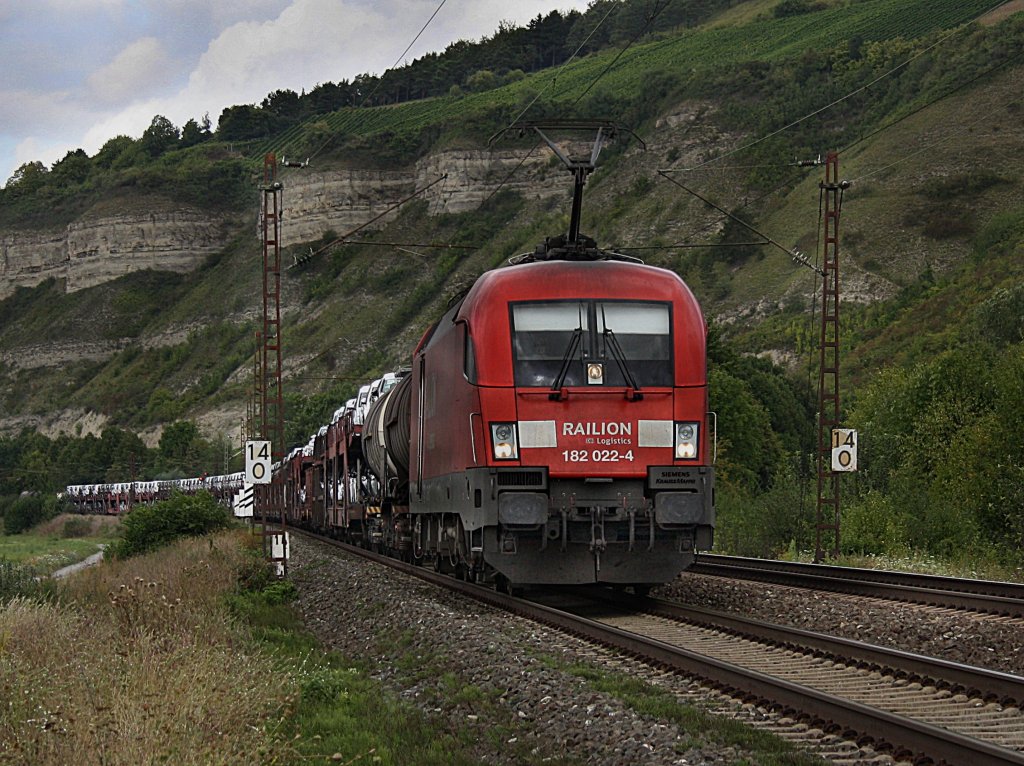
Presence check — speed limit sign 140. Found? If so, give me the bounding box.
[246,440,272,483]
[831,429,858,472]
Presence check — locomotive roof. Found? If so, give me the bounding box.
[459,259,704,323]
[450,258,708,387]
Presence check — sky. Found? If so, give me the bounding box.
[0,0,591,187]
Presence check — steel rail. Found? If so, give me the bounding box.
[585,588,1024,707]
[691,555,1024,617]
[294,530,1024,766]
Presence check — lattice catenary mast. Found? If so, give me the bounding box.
[814,151,847,562]
[257,153,288,572]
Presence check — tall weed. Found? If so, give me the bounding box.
[0,531,295,765]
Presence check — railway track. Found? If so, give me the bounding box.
[690,554,1024,617]
[293,530,1024,765]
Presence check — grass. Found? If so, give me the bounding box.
[229,545,506,766]
[283,658,484,766]
[785,548,1024,583]
[7,519,1015,766]
[0,514,119,575]
[0,528,515,765]
[0,531,294,765]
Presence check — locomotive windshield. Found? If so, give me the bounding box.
[511,300,672,387]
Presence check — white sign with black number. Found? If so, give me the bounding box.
[831,429,858,472]
[245,440,272,484]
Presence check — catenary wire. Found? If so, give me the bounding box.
[571,0,675,106]
[276,0,452,177]
[477,2,624,209]
[670,0,1014,173]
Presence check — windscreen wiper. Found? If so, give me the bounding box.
[549,327,582,400]
[602,327,643,400]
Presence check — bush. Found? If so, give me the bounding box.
[773,1,826,19]
[713,464,812,557]
[3,494,57,535]
[62,516,94,538]
[841,491,906,555]
[110,490,231,558]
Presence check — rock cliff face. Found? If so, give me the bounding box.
[0,148,569,294]
[279,148,567,246]
[0,210,232,299]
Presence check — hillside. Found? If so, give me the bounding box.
[2,0,1023,562]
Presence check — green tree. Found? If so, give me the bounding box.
[465,69,498,92]
[140,115,180,157]
[15,449,54,493]
[217,104,271,141]
[708,368,781,492]
[180,117,211,148]
[50,149,92,185]
[3,494,58,535]
[93,135,139,169]
[261,89,303,120]
[4,161,48,196]
[159,421,201,464]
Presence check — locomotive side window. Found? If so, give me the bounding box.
[461,322,477,384]
[511,300,671,387]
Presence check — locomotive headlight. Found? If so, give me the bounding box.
[586,362,604,385]
[675,422,699,460]
[491,422,519,460]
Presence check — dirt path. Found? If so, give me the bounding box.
[51,547,106,579]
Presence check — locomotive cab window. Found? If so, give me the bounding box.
[511,300,672,388]
[511,302,589,387]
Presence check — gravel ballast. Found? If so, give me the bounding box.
[288,535,925,765]
[655,573,1024,677]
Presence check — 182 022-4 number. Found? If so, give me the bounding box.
[561,449,634,463]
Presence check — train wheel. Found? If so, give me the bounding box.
[495,575,522,597]
[632,584,652,597]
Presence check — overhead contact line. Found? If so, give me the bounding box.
[672,0,1017,174]
[480,0,685,207]
[656,170,821,274]
[570,0,676,106]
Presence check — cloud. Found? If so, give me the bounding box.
[87,37,179,106]
[1,0,591,184]
[0,89,80,134]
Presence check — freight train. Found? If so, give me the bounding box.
[66,122,716,592]
[63,473,245,515]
